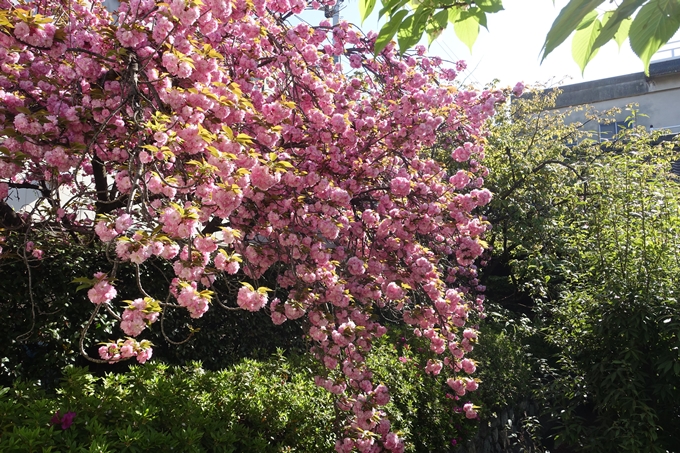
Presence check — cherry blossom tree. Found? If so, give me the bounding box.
[0,0,504,450]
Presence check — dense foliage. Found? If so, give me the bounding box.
[3,0,678,449]
[1,358,337,453]
[2,341,484,453]
[482,89,680,452]
[0,234,309,388]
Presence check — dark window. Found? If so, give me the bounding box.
[599,121,629,142]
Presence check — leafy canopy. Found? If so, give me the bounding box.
[365,0,680,74]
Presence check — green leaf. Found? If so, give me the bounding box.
[425,9,449,45]
[397,6,431,53]
[469,6,488,30]
[542,0,606,62]
[476,0,504,13]
[592,0,646,51]
[235,133,253,144]
[453,9,481,52]
[378,0,410,20]
[614,17,633,48]
[374,9,410,54]
[572,11,602,74]
[397,14,416,50]
[241,282,254,291]
[630,0,680,75]
[72,277,95,292]
[360,0,377,24]
[447,7,461,25]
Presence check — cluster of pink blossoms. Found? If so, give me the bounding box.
[174,281,211,318]
[99,338,153,364]
[0,0,507,449]
[237,284,269,311]
[120,298,161,336]
[87,273,118,305]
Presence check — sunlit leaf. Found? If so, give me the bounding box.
[572,11,601,74]
[447,7,460,25]
[592,0,645,51]
[614,17,633,48]
[378,0,410,20]
[542,0,606,62]
[235,133,254,145]
[453,9,481,52]
[360,0,377,24]
[476,0,504,13]
[397,6,431,53]
[374,9,410,54]
[425,9,449,45]
[630,0,680,74]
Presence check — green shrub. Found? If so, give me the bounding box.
[364,330,480,452]
[0,356,336,453]
[537,133,680,452]
[483,90,680,452]
[1,339,493,453]
[472,308,534,412]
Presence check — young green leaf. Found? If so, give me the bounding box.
[542,0,606,62]
[453,10,481,52]
[613,17,632,48]
[374,9,410,54]
[425,9,449,45]
[378,0,410,21]
[72,277,95,292]
[397,13,416,50]
[572,11,602,74]
[591,0,645,51]
[476,0,504,13]
[629,0,680,75]
[360,0,377,24]
[447,7,460,25]
[397,6,431,53]
[467,6,488,30]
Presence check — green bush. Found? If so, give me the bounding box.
[482,90,680,452]
[367,332,480,452]
[472,309,534,412]
[0,356,336,453]
[1,339,493,453]
[537,132,680,452]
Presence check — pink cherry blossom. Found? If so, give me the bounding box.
[237,285,268,312]
[390,177,411,197]
[346,256,365,276]
[384,282,404,300]
[0,0,504,447]
[461,358,477,374]
[87,273,117,305]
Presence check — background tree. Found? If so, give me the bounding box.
[480,88,680,452]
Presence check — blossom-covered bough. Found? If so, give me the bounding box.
[0,0,504,450]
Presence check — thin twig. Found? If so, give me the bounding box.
[79,303,110,364]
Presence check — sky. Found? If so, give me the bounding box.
[300,0,680,89]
